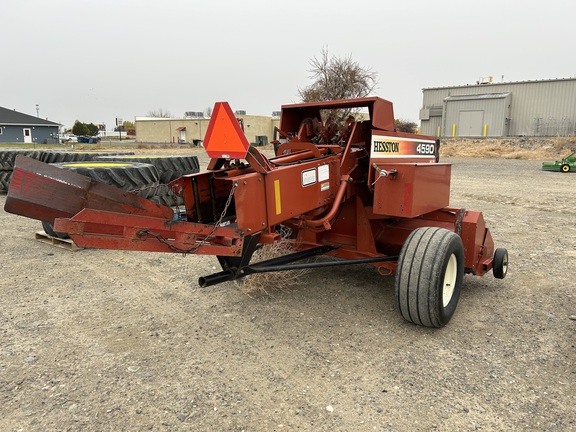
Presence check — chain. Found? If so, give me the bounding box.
[127,183,179,198]
[140,181,238,255]
[128,183,167,195]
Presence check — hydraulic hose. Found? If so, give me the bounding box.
[302,175,351,229]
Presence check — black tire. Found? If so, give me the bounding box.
[149,185,181,207]
[0,150,43,170]
[39,151,135,164]
[492,248,509,279]
[0,170,12,193]
[561,164,571,173]
[41,221,69,239]
[94,155,200,183]
[395,227,465,328]
[49,161,160,199]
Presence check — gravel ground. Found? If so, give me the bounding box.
[0,155,574,431]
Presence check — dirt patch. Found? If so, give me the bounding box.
[0,143,574,430]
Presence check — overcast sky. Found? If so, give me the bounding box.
[2,0,574,131]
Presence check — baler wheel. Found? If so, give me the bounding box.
[395,227,464,328]
[561,164,570,173]
[492,248,509,279]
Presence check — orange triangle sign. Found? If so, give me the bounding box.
[203,102,250,159]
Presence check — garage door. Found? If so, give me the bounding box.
[458,110,484,137]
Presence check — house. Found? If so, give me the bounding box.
[0,106,61,144]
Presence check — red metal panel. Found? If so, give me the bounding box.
[264,157,341,226]
[373,163,451,218]
[279,97,396,135]
[460,210,494,275]
[233,173,268,234]
[54,209,244,256]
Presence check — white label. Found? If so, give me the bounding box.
[320,182,330,191]
[318,164,329,182]
[302,168,317,186]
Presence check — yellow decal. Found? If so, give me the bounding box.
[63,162,132,168]
[274,179,282,215]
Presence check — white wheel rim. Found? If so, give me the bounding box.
[443,253,458,307]
[501,252,509,276]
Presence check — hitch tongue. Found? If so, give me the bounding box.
[198,269,237,288]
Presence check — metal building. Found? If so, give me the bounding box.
[419,77,576,138]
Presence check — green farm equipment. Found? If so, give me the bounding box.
[542,151,576,173]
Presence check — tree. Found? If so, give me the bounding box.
[298,48,378,104]
[147,108,172,118]
[123,120,136,136]
[122,120,135,132]
[72,120,89,136]
[203,106,212,118]
[395,119,418,133]
[86,123,99,136]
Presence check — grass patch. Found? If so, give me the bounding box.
[0,143,63,149]
[440,137,576,160]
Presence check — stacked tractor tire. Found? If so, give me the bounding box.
[0,150,45,192]
[0,149,200,237]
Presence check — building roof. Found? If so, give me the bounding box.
[444,92,511,101]
[0,106,61,126]
[422,77,576,91]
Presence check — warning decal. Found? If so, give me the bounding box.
[302,168,317,187]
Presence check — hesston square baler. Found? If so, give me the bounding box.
[4,97,508,328]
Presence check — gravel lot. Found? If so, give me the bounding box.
[1,153,574,431]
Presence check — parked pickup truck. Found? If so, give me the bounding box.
[59,134,77,143]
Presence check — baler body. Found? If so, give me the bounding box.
[4,96,507,327]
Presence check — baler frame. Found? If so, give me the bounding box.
[4,96,508,328]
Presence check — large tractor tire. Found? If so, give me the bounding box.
[39,151,135,164]
[0,170,12,192]
[0,149,43,170]
[395,227,465,328]
[95,155,201,207]
[94,154,200,183]
[49,161,160,198]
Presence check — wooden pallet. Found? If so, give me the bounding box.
[35,231,82,251]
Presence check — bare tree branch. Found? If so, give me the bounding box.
[147,108,172,118]
[298,48,378,121]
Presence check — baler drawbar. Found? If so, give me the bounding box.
[4,96,508,327]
